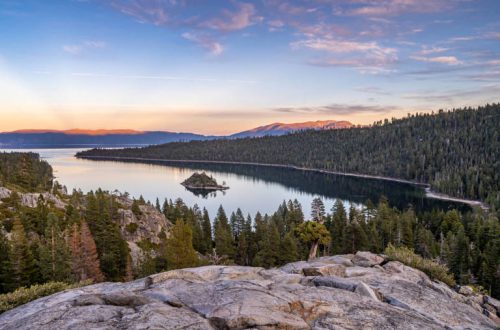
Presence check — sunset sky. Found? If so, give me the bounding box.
[0,0,499,134]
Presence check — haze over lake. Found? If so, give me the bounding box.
[1,149,468,218]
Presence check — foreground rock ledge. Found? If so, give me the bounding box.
[1,252,498,329]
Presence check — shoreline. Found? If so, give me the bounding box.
[181,183,229,191]
[77,155,489,210]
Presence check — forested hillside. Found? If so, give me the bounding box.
[78,104,500,208]
[0,153,52,192]
[0,152,499,301]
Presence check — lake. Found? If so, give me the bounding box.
[1,148,470,218]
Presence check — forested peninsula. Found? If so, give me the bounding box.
[77,104,500,210]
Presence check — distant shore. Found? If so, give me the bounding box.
[77,155,489,210]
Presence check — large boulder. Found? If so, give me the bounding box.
[0,187,11,199]
[352,251,385,267]
[0,253,497,329]
[302,264,346,277]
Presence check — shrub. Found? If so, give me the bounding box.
[384,244,456,287]
[0,280,92,314]
[126,222,139,234]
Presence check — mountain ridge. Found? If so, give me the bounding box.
[0,119,353,147]
[230,119,353,138]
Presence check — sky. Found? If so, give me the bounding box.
[0,0,499,135]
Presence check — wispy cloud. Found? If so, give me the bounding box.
[339,0,452,17]
[110,0,170,26]
[355,86,392,95]
[202,2,259,32]
[62,41,106,55]
[182,32,224,56]
[69,72,257,84]
[291,38,398,72]
[410,55,462,65]
[403,84,500,102]
[272,103,396,115]
[416,46,449,55]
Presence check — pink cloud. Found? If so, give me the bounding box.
[202,2,258,32]
[110,0,169,26]
[410,55,462,65]
[182,32,224,56]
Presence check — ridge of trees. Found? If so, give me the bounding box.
[78,104,500,209]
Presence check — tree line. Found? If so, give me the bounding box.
[78,104,500,210]
[141,195,499,298]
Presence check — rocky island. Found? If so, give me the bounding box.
[0,251,498,329]
[181,172,229,191]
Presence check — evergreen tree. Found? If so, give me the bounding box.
[330,200,347,254]
[311,197,326,223]
[280,232,299,264]
[201,208,212,254]
[164,220,198,270]
[449,228,471,284]
[10,218,37,288]
[295,221,330,261]
[214,206,235,259]
[39,213,71,282]
[69,221,104,282]
[0,229,14,293]
[342,209,369,254]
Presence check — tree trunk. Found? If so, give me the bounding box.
[308,240,319,261]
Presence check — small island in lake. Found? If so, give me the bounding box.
[181,172,229,191]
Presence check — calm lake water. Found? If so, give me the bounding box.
[1,148,469,218]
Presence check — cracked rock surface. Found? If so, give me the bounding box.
[0,251,498,329]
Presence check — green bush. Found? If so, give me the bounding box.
[384,244,456,287]
[0,280,92,314]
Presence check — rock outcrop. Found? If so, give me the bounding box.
[1,251,498,329]
[115,196,172,266]
[0,187,66,209]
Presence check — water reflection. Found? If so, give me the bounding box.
[1,148,471,217]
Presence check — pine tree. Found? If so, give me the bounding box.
[449,227,471,284]
[69,221,104,282]
[330,200,347,254]
[342,210,369,254]
[201,208,212,254]
[164,220,198,270]
[136,249,157,277]
[10,218,36,288]
[0,229,14,293]
[39,213,71,282]
[311,197,326,223]
[132,199,142,217]
[214,206,235,259]
[295,221,330,261]
[280,232,299,264]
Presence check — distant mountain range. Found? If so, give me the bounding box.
[0,120,352,148]
[229,120,353,138]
